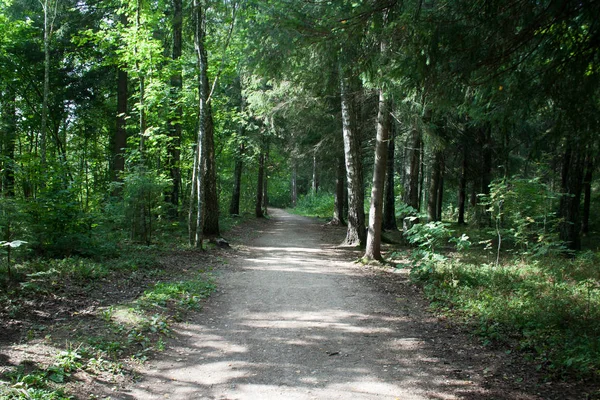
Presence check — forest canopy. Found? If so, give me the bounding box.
[0,0,598,258]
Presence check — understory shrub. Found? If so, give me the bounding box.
[412,252,600,379]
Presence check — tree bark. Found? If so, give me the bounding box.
[427,150,443,222]
[256,149,265,218]
[558,144,584,250]
[332,155,346,225]
[405,127,421,211]
[382,122,397,230]
[112,67,128,184]
[166,0,182,212]
[581,154,594,236]
[229,143,244,215]
[263,142,269,215]
[340,66,365,247]
[291,160,297,207]
[189,0,209,248]
[311,148,318,194]
[201,100,220,236]
[365,91,391,260]
[457,147,467,224]
[1,89,16,197]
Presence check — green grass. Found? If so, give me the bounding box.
[289,192,335,218]
[411,250,600,379]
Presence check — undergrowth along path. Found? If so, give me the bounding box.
[123,209,550,399]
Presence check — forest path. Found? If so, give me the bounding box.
[123,209,534,400]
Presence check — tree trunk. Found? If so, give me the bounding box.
[332,155,346,225]
[365,91,391,260]
[112,67,128,184]
[201,100,220,236]
[189,0,210,248]
[229,143,244,215]
[558,144,584,250]
[166,0,182,213]
[263,142,269,215]
[291,160,297,207]
[40,0,56,170]
[256,149,264,218]
[581,154,594,236]
[427,150,443,222]
[1,89,16,197]
[457,147,467,224]
[436,156,445,221]
[311,149,318,194]
[382,122,397,230]
[340,66,365,247]
[405,127,421,211]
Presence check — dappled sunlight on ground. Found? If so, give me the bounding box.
[125,209,514,399]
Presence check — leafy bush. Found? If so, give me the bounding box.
[481,177,563,257]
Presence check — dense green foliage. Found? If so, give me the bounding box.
[1,0,599,391]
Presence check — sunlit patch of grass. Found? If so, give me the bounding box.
[412,251,600,379]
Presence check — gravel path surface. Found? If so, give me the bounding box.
[121,209,527,399]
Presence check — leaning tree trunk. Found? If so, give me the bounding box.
[166,0,182,213]
[382,122,397,231]
[332,155,346,225]
[558,144,584,251]
[340,67,365,247]
[364,91,391,260]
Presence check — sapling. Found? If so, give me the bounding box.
[1,240,27,280]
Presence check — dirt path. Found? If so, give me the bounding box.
[121,209,543,400]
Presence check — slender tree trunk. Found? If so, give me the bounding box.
[196,8,220,237]
[229,143,243,215]
[457,148,467,224]
[427,150,443,222]
[365,91,391,260]
[382,122,397,230]
[263,142,269,215]
[340,67,365,247]
[201,100,220,236]
[112,67,128,183]
[581,154,594,236]
[405,127,421,211]
[291,160,297,207]
[40,0,56,169]
[189,0,211,248]
[559,144,584,250]
[332,155,346,225]
[256,149,264,218]
[311,149,318,194]
[166,0,182,212]
[2,89,16,197]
